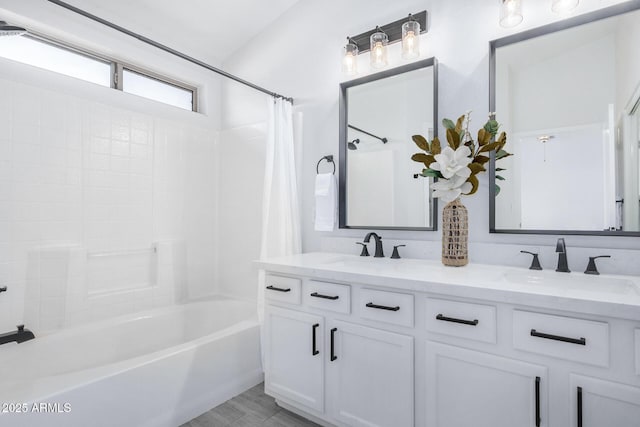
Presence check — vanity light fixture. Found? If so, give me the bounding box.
[342,38,359,76]
[499,0,523,28]
[401,14,421,60]
[551,0,579,15]
[341,11,427,75]
[370,27,389,69]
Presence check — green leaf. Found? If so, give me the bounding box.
[411,153,436,167]
[496,149,512,160]
[468,162,486,175]
[442,118,455,130]
[484,119,500,137]
[496,167,506,172]
[474,155,490,165]
[495,184,501,196]
[465,175,479,195]
[431,136,442,155]
[412,135,429,151]
[421,168,443,178]
[477,128,491,146]
[479,142,500,153]
[446,128,460,149]
[496,175,505,181]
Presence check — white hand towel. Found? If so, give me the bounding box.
[315,173,337,231]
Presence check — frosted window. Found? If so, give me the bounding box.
[122,69,194,111]
[0,36,110,87]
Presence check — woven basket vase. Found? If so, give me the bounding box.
[441,198,468,267]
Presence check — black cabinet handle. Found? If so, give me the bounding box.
[577,386,583,427]
[436,314,479,326]
[312,323,319,356]
[330,328,337,361]
[530,329,586,346]
[310,292,339,300]
[366,302,400,311]
[535,376,541,427]
[266,285,291,292]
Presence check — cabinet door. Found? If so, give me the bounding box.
[426,342,548,427]
[570,375,640,427]
[326,320,414,427]
[264,306,324,412]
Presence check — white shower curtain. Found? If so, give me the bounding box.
[258,98,302,323]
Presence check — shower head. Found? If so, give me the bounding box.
[347,139,360,150]
[0,21,26,37]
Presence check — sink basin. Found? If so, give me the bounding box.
[503,270,640,296]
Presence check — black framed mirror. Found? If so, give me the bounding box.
[489,1,640,236]
[339,57,438,230]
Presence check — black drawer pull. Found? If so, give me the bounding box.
[330,328,337,361]
[310,292,339,300]
[312,323,319,356]
[535,376,541,427]
[436,314,479,326]
[366,302,400,311]
[577,386,583,427]
[530,329,586,346]
[266,285,291,292]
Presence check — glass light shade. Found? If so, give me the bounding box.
[342,41,358,76]
[552,0,579,14]
[499,0,523,28]
[369,31,389,69]
[401,20,421,60]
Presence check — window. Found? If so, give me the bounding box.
[0,35,111,87]
[122,68,194,111]
[0,34,198,111]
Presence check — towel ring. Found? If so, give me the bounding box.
[316,155,335,175]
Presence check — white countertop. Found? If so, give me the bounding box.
[255,252,640,321]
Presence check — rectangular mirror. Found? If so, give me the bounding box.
[339,58,438,230]
[490,2,640,236]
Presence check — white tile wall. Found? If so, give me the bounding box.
[0,76,218,333]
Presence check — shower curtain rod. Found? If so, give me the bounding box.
[45,0,294,103]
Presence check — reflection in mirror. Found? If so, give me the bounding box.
[490,4,640,235]
[339,58,437,230]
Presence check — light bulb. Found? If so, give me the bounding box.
[342,39,358,76]
[552,0,579,15]
[402,18,421,60]
[369,30,388,69]
[499,0,523,28]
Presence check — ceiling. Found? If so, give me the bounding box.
[60,0,301,64]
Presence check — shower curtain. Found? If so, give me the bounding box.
[258,98,302,325]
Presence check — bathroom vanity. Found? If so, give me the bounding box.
[256,253,640,427]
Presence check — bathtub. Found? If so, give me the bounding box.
[0,296,262,427]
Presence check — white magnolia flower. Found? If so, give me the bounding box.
[431,174,473,203]
[429,146,472,179]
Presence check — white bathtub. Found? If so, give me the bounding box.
[0,296,262,427]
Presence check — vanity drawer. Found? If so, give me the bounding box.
[425,297,497,344]
[264,274,301,305]
[512,310,609,367]
[635,329,640,375]
[358,288,414,327]
[304,280,350,314]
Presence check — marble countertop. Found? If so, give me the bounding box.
[255,252,640,321]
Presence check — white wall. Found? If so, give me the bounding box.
[0,0,221,332]
[222,0,640,279]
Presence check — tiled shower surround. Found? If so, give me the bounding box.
[0,77,218,333]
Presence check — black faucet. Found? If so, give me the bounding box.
[363,232,384,258]
[0,325,35,345]
[555,238,570,273]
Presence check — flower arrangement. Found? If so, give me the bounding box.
[411,112,511,203]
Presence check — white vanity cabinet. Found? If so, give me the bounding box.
[426,343,547,427]
[258,253,640,427]
[327,320,413,427]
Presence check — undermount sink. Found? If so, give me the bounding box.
[503,270,640,296]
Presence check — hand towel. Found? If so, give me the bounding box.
[315,173,337,231]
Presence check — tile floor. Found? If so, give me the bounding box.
[181,383,320,427]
